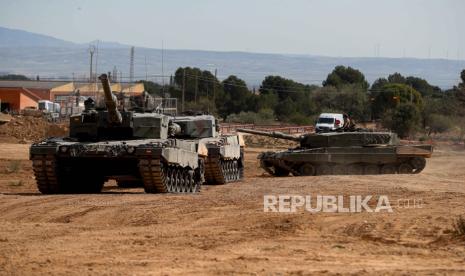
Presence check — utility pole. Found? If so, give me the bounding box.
[112,66,118,82]
[161,40,165,94]
[88,45,95,82]
[144,56,148,81]
[182,68,186,112]
[194,71,198,104]
[213,69,217,104]
[129,46,135,93]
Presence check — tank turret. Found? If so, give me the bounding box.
[69,73,171,141]
[171,114,220,139]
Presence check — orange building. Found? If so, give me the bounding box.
[0,87,41,111]
[0,80,144,113]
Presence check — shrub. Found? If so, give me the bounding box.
[287,113,313,125]
[453,216,465,237]
[426,114,453,135]
[8,180,23,187]
[226,109,275,124]
[381,103,420,138]
[6,160,21,173]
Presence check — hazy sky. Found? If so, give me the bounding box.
[1,0,464,59]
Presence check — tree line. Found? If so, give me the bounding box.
[139,66,465,138]
[3,66,464,139]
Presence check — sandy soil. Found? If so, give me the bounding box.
[0,143,464,275]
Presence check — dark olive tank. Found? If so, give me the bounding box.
[237,128,432,176]
[30,74,203,194]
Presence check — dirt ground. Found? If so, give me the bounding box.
[0,143,464,275]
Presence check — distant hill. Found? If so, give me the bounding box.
[0,26,77,48]
[0,26,464,88]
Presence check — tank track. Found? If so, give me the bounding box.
[138,159,201,193]
[32,155,104,194]
[261,156,427,176]
[32,155,60,194]
[204,157,243,184]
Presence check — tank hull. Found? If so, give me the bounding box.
[202,135,245,184]
[30,138,203,194]
[258,144,432,176]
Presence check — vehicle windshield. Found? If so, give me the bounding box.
[317,117,335,124]
[38,102,47,110]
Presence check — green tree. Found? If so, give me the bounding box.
[387,72,406,84]
[137,80,164,97]
[249,92,279,112]
[275,97,297,120]
[259,75,309,101]
[382,103,421,138]
[373,72,441,97]
[219,75,251,118]
[334,85,371,121]
[371,78,388,91]
[0,74,29,80]
[174,67,221,103]
[323,66,369,90]
[405,76,441,97]
[372,83,423,119]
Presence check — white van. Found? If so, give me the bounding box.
[315,113,344,133]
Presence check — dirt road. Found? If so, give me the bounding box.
[0,144,464,275]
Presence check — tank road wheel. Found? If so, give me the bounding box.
[380,164,397,174]
[231,161,236,181]
[410,157,426,174]
[185,171,193,192]
[259,160,275,176]
[191,163,202,193]
[182,170,189,192]
[173,169,181,193]
[347,164,364,175]
[333,164,348,175]
[364,164,380,175]
[164,167,172,192]
[316,164,332,175]
[230,161,236,181]
[225,162,230,182]
[273,166,290,177]
[233,160,239,181]
[219,161,225,182]
[299,163,316,176]
[228,161,234,181]
[398,163,414,174]
[181,171,187,193]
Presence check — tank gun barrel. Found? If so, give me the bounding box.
[99,73,122,125]
[236,128,301,141]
